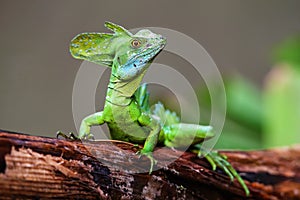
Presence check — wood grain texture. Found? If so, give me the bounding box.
[0,130,299,200]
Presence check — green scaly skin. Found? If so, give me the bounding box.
[63,21,249,196]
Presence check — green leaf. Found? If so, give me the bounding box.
[272,35,300,70]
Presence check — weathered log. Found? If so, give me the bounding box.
[0,130,299,200]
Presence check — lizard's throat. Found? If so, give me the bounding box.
[106,71,146,106]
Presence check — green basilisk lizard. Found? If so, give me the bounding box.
[59,21,249,196]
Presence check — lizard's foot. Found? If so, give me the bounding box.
[56,131,80,140]
[137,150,157,174]
[56,131,95,141]
[198,150,250,196]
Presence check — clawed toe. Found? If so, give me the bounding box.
[137,150,157,174]
[56,131,80,140]
[201,150,250,196]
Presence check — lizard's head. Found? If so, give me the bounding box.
[114,28,166,81]
[70,22,166,81]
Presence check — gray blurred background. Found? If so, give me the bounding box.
[0,0,299,138]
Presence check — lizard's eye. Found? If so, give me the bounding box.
[131,39,141,48]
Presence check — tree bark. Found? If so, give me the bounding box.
[0,130,299,200]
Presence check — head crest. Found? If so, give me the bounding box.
[70,22,133,67]
[104,21,132,36]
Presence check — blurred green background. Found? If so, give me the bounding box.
[212,35,300,150]
[0,1,300,150]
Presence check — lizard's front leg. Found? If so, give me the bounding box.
[57,111,105,140]
[78,111,105,139]
[138,114,161,173]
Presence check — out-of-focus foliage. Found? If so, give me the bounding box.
[272,36,300,69]
[216,77,263,150]
[263,66,300,147]
[198,35,300,150]
[217,76,263,149]
[263,35,300,148]
[197,76,263,150]
[226,77,263,133]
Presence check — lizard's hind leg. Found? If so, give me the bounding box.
[162,123,214,148]
[162,123,250,196]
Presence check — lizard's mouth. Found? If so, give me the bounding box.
[130,45,165,65]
